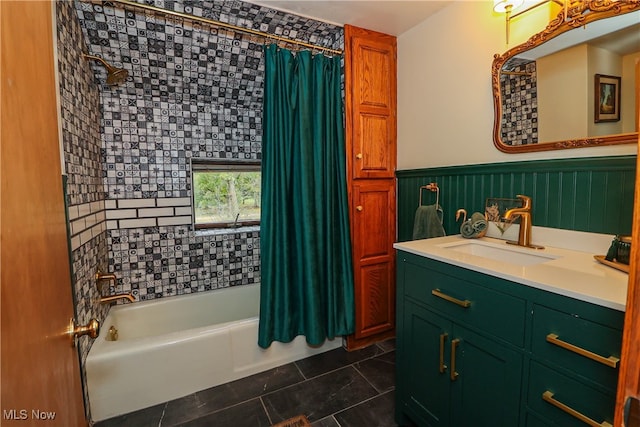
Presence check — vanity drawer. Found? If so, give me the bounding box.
[403,260,527,346]
[527,361,615,427]
[531,304,622,391]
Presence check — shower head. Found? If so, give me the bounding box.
[82,54,129,86]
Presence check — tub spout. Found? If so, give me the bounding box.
[100,293,135,304]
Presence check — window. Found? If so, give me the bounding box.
[192,161,261,229]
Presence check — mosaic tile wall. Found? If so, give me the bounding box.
[500,59,538,146]
[72,0,343,301]
[56,1,110,421]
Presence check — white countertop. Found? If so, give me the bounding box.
[394,234,629,312]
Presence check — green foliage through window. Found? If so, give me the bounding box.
[192,162,261,228]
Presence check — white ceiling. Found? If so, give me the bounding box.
[247,1,453,36]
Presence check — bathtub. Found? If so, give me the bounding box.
[86,284,342,421]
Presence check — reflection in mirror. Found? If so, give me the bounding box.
[492,2,640,153]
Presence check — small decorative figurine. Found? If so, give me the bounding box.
[456,208,488,239]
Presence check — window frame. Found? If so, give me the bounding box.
[191,160,261,230]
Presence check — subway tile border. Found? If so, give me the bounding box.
[104,197,193,230]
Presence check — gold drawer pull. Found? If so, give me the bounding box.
[542,391,612,427]
[432,289,471,308]
[450,338,460,381]
[546,334,619,368]
[439,333,448,374]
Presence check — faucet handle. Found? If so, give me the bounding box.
[95,269,117,291]
[515,194,531,208]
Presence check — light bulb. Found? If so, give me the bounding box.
[493,0,525,13]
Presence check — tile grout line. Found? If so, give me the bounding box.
[352,363,385,395]
[330,388,396,422]
[262,347,392,399]
[157,402,168,427]
[293,360,308,380]
[259,396,273,426]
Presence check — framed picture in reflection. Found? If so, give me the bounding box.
[594,74,621,123]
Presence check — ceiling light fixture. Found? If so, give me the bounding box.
[494,0,565,44]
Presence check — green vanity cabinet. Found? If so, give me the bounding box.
[525,296,623,426]
[401,300,523,427]
[396,252,526,427]
[396,250,624,427]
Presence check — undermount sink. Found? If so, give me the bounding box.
[440,240,560,266]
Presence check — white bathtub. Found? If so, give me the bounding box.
[86,284,342,421]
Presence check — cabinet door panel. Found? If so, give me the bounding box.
[451,326,523,427]
[358,113,391,175]
[531,304,621,391]
[524,412,554,427]
[528,361,615,427]
[352,180,396,339]
[345,25,396,179]
[356,261,394,337]
[352,181,395,260]
[400,301,452,427]
[403,260,527,347]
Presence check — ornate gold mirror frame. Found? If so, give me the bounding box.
[492,0,640,153]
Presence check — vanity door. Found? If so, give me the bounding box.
[399,300,452,427]
[398,299,523,427]
[449,326,523,427]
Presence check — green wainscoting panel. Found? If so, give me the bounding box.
[396,156,636,242]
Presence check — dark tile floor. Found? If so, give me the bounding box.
[94,339,400,427]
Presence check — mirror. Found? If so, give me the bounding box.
[492,1,640,153]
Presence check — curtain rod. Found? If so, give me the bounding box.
[95,0,344,55]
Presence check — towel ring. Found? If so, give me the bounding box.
[419,183,439,207]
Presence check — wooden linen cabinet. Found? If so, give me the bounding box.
[344,25,398,350]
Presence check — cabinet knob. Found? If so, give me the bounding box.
[355,153,363,159]
[67,318,100,347]
[356,205,363,212]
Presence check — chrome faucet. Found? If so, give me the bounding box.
[504,195,544,249]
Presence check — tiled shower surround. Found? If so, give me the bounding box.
[70,0,342,301]
[57,0,110,351]
[500,59,538,146]
[57,1,110,420]
[57,0,342,418]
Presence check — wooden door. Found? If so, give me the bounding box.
[1,2,87,425]
[345,25,397,180]
[614,60,640,427]
[350,180,396,339]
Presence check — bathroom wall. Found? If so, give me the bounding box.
[396,1,637,170]
[71,0,342,301]
[537,44,589,142]
[622,51,640,133]
[56,0,109,419]
[587,45,624,137]
[397,156,636,242]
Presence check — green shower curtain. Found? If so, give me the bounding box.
[258,45,355,348]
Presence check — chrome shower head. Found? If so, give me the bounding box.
[82,54,129,86]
